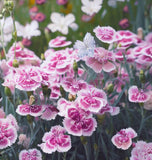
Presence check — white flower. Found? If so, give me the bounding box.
[16,20,41,39]
[47,12,78,35]
[81,0,103,16]
[74,32,95,58]
[0,17,14,47]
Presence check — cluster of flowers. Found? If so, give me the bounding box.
[1,23,152,159]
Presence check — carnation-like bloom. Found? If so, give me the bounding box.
[128,85,150,103]
[74,32,95,58]
[49,36,72,48]
[86,47,115,73]
[130,141,152,160]
[34,12,46,22]
[93,26,116,43]
[81,0,103,16]
[63,105,97,136]
[19,148,42,160]
[16,20,41,39]
[38,125,71,154]
[77,86,107,113]
[16,104,43,117]
[15,66,42,91]
[0,117,18,149]
[61,77,87,95]
[111,128,137,150]
[47,12,78,35]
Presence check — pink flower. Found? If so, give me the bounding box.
[29,6,38,13]
[119,18,129,29]
[18,134,30,149]
[0,108,5,118]
[93,26,116,43]
[63,106,97,136]
[61,77,87,95]
[77,86,107,113]
[6,114,19,131]
[86,47,116,73]
[56,0,68,5]
[38,125,71,154]
[128,85,150,103]
[16,104,43,117]
[19,148,42,160]
[145,32,152,44]
[81,14,95,22]
[40,105,58,120]
[0,118,18,149]
[111,128,137,150]
[98,104,120,116]
[22,38,32,47]
[15,66,42,91]
[144,91,152,110]
[34,12,46,22]
[130,141,152,160]
[41,50,71,75]
[36,0,46,5]
[49,36,72,48]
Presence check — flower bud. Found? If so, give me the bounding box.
[80,136,87,145]
[12,31,17,41]
[73,60,78,73]
[107,83,114,94]
[0,14,3,19]
[68,93,76,101]
[139,70,145,83]
[97,114,105,125]
[42,85,51,98]
[26,115,34,124]
[29,95,35,105]
[41,53,45,60]
[12,59,19,68]
[60,85,66,98]
[4,86,12,97]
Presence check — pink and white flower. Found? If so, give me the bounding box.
[93,26,116,43]
[49,36,72,48]
[38,125,71,154]
[0,108,5,118]
[111,128,137,150]
[77,86,107,113]
[130,141,152,160]
[15,66,42,91]
[16,104,43,117]
[61,77,87,95]
[63,106,97,136]
[128,85,150,103]
[19,148,42,160]
[0,118,18,149]
[40,105,58,121]
[86,47,116,73]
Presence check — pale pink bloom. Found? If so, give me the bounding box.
[44,49,55,59]
[111,128,137,150]
[130,141,152,160]
[38,125,71,154]
[36,0,46,5]
[18,134,30,149]
[41,50,71,75]
[6,114,19,131]
[19,148,42,160]
[56,0,68,5]
[22,38,32,47]
[77,85,107,113]
[86,47,116,73]
[0,118,17,149]
[63,106,97,136]
[145,32,152,44]
[128,85,150,103]
[49,36,72,48]
[34,12,46,22]
[40,105,58,120]
[57,98,75,117]
[93,26,116,43]
[144,91,152,110]
[98,104,120,116]
[61,77,87,95]
[16,104,44,117]
[0,108,5,118]
[15,66,42,91]
[119,18,129,29]
[2,70,16,93]
[29,6,38,13]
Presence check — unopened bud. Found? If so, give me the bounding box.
[0,14,3,19]
[41,53,45,60]
[139,70,145,83]
[73,60,78,73]
[26,115,34,124]
[29,95,35,105]
[80,136,87,145]
[68,93,76,101]
[107,83,114,94]
[12,59,19,68]
[12,31,17,41]
[137,27,143,39]
[4,86,12,97]
[60,85,66,98]
[97,114,105,125]
[42,85,51,97]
